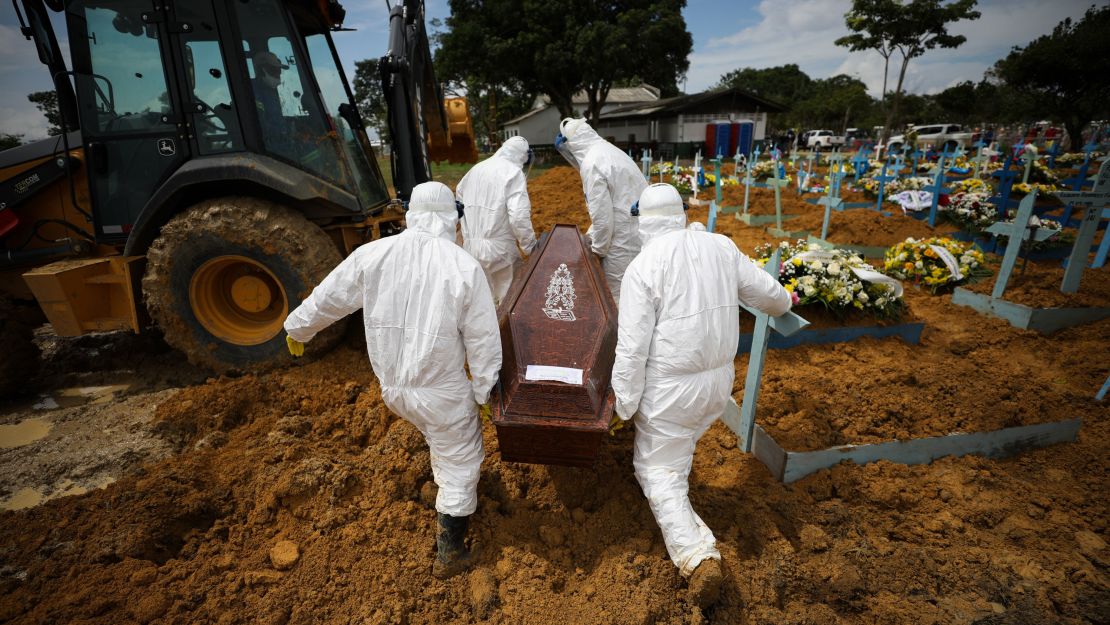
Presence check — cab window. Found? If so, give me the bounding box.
[71,2,174,135]
[233,0,346,186]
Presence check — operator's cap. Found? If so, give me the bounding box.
[408,181,458,214]
[254,50,289,71]
[559,117,589,140]
[636,183,684,217]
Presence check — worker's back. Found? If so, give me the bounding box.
[456,138,536,269]
[625,221,789,379]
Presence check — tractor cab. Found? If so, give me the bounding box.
[62,0,390,243]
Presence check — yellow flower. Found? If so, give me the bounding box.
[792,258,803,266]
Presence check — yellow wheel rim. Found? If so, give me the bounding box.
[189,255,288,346]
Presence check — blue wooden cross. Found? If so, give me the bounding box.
[892,152,906,181]
[991,155,1019,220]
[926,153,953,227]
[972,145,992,180]
[1044,140,1062,169]
[1082,141,1100,167]
[851,148,870,182]
[729,247,810,453]
[910,148,925,175]
[826,153,847,198]
[874,162,897,211]
[1056,160,1110,290]
[707,197,718,233]
[739,151,755,217]
[712,157,724,206]
[640,149,652,179]
[817,170,846,240]
[985,192,1053,299]
[1020,144,1041,185]
[767,155,791,230]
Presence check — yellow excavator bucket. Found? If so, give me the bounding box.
[428,97,478,164]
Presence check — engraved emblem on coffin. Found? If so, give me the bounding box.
[491,224,617,467]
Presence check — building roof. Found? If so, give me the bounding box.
[502,84,662,127]
[599,86,787,120]
[501,106,550,127]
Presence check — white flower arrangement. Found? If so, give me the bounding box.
[755,240,904,318]
[940,191,996,233]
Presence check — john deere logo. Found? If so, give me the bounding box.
[157,139,176,157]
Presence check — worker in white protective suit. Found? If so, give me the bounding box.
[456,136,538,304]
[283,181,501,579]
[554,117,647,304]
[611,183,792,608]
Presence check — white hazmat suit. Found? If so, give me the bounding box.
[612,183,791,576]
[557,118,647,304]
[284,181,502,517]
[456,136,538,304]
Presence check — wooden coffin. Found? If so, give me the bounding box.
[490,224,617,467]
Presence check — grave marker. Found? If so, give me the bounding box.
[874,162,897,211]
[724,248,810,453]
[925,152,953,227]
[984,192,1060,299]
[910,147,924,175]
[1056,160,1110,292]
[851,148,870,183]
[640,149,652,179]
[991,156,1019,220]
[768,155,790,230]
[1020,144,1041,185]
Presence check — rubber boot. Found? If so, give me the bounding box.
[432,512,473,579]
[687,558,723,609]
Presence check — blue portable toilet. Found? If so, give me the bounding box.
[713,122,731,158]
[735,120,754,157]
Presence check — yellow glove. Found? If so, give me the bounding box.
[286,335,305,358]
[479,403,492,424]
[609,414,625,436]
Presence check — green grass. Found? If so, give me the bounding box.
[375,154,557,195]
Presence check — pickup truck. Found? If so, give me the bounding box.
[886,123,978,153]
[806,130,847,149]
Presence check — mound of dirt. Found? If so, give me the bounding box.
[787,209,959,248]
[0,166,1107,625]
[964,256,1110,309]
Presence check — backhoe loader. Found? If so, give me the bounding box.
[0,0,478,395]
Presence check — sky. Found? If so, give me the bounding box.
[0,0,1095,141]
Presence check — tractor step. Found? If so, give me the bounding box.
[22,256,146,336]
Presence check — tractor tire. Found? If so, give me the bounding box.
[0,296,40,398]
[142,196,347,373]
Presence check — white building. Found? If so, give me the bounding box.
[500,84,661,145]
[594,87,786,157]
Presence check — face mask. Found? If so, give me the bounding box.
[554,133,579,170]
[260,73,280,89]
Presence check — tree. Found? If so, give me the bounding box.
[574,0,691,123]
[0,134,23,151]
[990,4,1110,151]
[436,0,537,146]
[28,91,63,135]
[438,0,692,127]
[792,74,877,131]
[837,0,980,144]
[932,80,978,123]
[352,60,390,144]
[715,64,813,108]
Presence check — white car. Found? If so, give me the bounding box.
[886,123,978,153]
[806,130,846,149]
